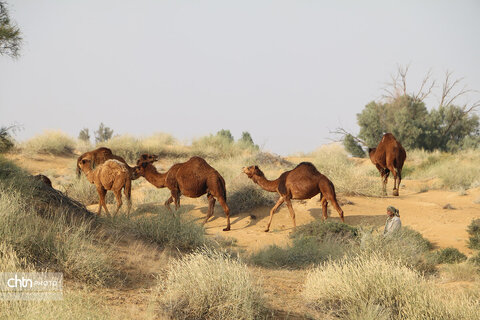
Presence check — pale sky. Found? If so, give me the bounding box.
[1,0,479,155]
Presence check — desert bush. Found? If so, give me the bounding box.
[0,290,111,320]
[303,254,480,319]
[250,236,347,269]
[191,134,258,160]
[309,144,383,196]
[292,220,359,243]
[111,206,207,252]
[467,219,480,250]
[429,247,467,264]
[157,248,265,320]
[22,130,76,155]
[355,227,435,274]
[0,188,119,286]
[470,252,480,266]
[227,177,277,214]
[439,262,479,282]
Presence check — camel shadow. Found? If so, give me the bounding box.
[132,202,196,217]
[307,208,385,227]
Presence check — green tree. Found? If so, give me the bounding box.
[343,134,365,158]
[239,131,254,145]
[0,126,14,153]
[78,128,90,142]
[216,129,234,143]
[94,123,113,143]
[0,1,22,58]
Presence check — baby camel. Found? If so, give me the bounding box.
[78,158,132,216]
[134,156,231,231]
[243,162,344,232]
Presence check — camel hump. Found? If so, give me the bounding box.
[295,162,320,174]
[104,159,129,173]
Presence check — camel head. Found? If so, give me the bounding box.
[78,158,93,175]
[133,161,151,177]
[136,153,159,166]
[242,165,264,179]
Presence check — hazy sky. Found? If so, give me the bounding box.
[1,0,479,155]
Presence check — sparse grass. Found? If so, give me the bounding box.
[108,207,208,252]
[292,220,359,243]
[21,130,76,155]
[63,174,114,206]
[191,134,259,160]
[303,254,480,319]
[227,178,277,214]
[309,144,383,196]
[250,236,347,269]
[428,247,468,264]
[157,248,265,320]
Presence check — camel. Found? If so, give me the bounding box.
[78,158,132,216]
[368,133,407,196]
[134,156,231,231]
[136,153,159,165]
[76,147,143,181]
[243,162,344,232]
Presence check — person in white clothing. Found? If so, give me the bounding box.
[384,206,401,236]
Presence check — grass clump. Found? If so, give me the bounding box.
[250,236,346,269]
[292,220,359,243]
[439,262,479,282]
[63,175,114,206]
[356,227,435,274]
[309,144,383,196]
[111,207,207,252]
[157,248,265,320]
[22,130,76,155]
[467,219,480,250]
[303,254,480,319]
[227,178,277,214]
[429,247,467,264]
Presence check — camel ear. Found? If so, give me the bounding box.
[254,165,259,170]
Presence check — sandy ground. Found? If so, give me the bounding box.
[5,152,480,319]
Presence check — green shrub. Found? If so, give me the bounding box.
[292,220,359,243]
[22,130,76,155]
[303,254,480,319]
[250,236,347,269]
[469,252,480,266]
[227,178,277,214]
[467,219,480,250]
[157,248,265,320]
[429,247,467,264]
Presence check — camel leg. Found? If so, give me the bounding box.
[164,195,174,211]
[204,193,216,224]
[321,197,328,220]
[171,188,181,210]
[113,189,123,216]
[328,195,344,222]
[265,197,284,232]
[285,199,297,231]
[394,167,402,197]
[97,187,110,216]
[217,197,231,231]
[124,180,132,216]
[386,161,398,196]
[381,168,390,196]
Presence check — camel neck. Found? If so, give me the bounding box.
[252,174,279,193]
[84,169,95,184]
[143,166,167,188]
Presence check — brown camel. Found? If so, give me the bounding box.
[78,158,132,216]
[136,153,159,165]
[368,133,407,196]
[243,162,344,232]
[134,156,231,231]
[76,147,143,181]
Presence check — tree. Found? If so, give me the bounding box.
[343,134,365,158]
[0,1,22,58]
[78,128,90,142]
[0,126,14,153]
[337,66,480,153]
[239,131,254,145]
[216,129,234,143]
[94,123,113,143]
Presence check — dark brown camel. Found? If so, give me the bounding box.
[243,162,344,232]
[134,156,231,231]
[368,133,407,196]
[76,147,143,180]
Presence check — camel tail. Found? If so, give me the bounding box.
[218,176,227,201]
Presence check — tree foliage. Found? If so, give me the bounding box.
[94,123,113,144]
[216,129,234,143]
[343,134,365,158]
[0,126,14,153]
[0,1,22,58]
[78,128,90,142]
